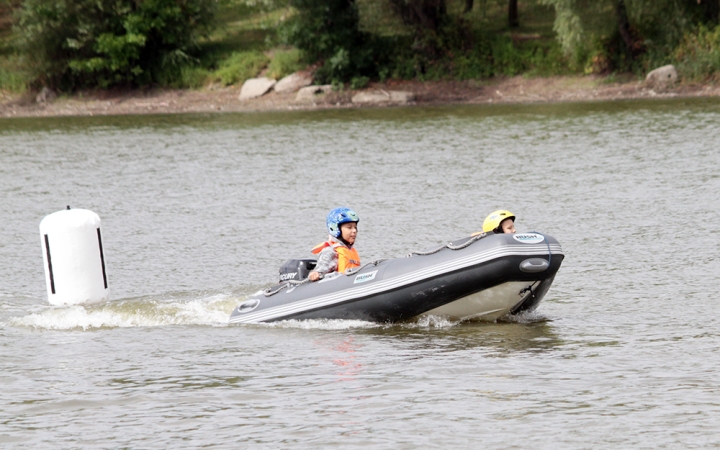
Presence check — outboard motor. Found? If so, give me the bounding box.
[278,258,317,283]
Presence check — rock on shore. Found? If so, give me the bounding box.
[351,90,415,105]
[646,65,678,91]
[295,85,333,102]
[238,77,276,100]
[275,73,313,94]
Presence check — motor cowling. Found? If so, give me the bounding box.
[278,258,317,283]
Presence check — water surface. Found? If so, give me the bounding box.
[2,99,720,448]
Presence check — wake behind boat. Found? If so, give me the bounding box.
[229,232,564,324]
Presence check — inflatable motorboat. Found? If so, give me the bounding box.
[229,232,564,324]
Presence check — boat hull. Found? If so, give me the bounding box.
[230,233,564,324]
[422,275,557,322]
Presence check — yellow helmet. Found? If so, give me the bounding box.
[482,210,516,233]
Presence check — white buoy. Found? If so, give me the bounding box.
[39,207,109,305]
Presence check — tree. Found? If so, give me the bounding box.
[285,0,382,83]
[615,0,637,61]
[388,0,447,36]
[387,0,450,56]
[463,0,519,27]
[700,0,719,24]
[15,0,216,90]
[540,0,712,71]
[509,0,519,27]
[463,0,473,14]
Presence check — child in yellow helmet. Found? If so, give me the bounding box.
[482,210,516,234]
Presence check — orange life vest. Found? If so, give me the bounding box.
[311,241,361,273]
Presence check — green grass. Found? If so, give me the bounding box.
[356,0,570,80]
[211,50,269,86]
[462,0,569,78]
[196,5,292,73]
[461,0,557,36]
[0,0,296,91]
[0,55,27,92]
[0,0,567,91]
[0,0,27,92]
[266,48,304,79]
[170,3,302,88]
[6,0,715,90]
[673,25,720,82]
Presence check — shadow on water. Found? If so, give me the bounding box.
[2,97,719,132]
[351,319,566,356]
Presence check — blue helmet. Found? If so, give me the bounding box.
[326,207,359,238]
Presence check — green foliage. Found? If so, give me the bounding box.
[383,30,568,81]
[285,0,570,83]
[6,0,718,92]
[539,0,719,74]
[266,48,304,79]
[526,40,568,76]
[538,0,614,68]
[0,0,27,91]
[673,25,720,81]
[491,36,527,76]
[350,75,369,89]
[282,0,388,84]
[387,0,456,58]
[159,64,211,88]
[0,60,27,92]
[212,50,268,85]
[15,0,216,90]
[284,0,362,61]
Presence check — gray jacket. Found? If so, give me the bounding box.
[312,236,355,276]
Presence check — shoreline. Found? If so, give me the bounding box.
[2,75,720,119]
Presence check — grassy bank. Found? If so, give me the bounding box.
[0,0,572,93]
[0,0,26,92]
[1,0,719,94]
[0,0,306,92]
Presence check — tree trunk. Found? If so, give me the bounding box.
[464,0,474,14]
[389,0,447,33]
[615,0,635,59]
[702,0,720,24]
[388,0,448,58]
[508,0,519,27]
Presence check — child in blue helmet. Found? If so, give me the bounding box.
[308,207,361,281]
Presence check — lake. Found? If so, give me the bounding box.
[2,98,720,448]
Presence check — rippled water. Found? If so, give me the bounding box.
[2,99,720,448]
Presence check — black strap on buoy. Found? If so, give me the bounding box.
[44,234,56,294]
[97,228,108,289]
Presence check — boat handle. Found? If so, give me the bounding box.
[236,299,261,313]
[519,258,549,273]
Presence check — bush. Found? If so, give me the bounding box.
[387,32,568,81]
[0,54,28,92]
[266,48,304,79]
[491,36,569,77]
[211,50,268,85]
[350,75,369,89]
[540,0,717,74]
[673,25,720,81]
[15,0,216,90]
[491,36,527,77]
[158,65,211,89]
[284,0,362,62]
[283,0,387,84]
